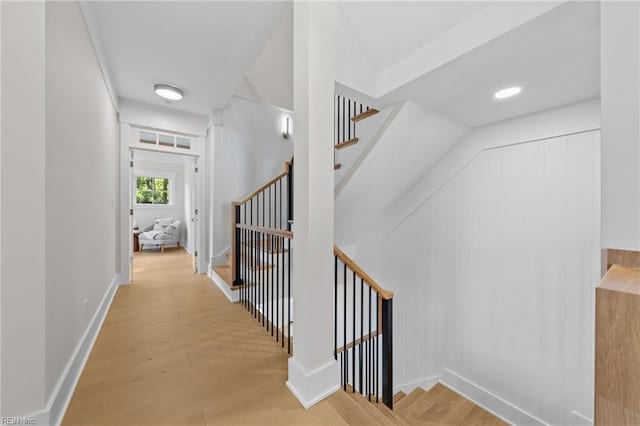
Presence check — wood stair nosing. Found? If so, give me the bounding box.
[394,387,427,414]
[345,389,409,425]
[398,384,451,421]
[334,163,342,170]
[335,137,359,150]
[393,391,407,405]
[328,388,386,426]
[351,108,379,123]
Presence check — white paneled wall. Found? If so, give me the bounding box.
[358,130,600,424]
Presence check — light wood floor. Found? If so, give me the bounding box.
[63,248,505,425]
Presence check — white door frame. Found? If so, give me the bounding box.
[118,122,207,281]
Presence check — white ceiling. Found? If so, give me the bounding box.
[378,1,600,127]
[83,1,289,114]
[338,1,493,71]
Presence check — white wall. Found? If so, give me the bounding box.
[355,103,601,425]
[119,98,208,137]
[211,96,292,260]
[601,2,640,251]
[335,101,470,246]
[1,1,47,416]
[44,0,119,413]
[234,4,293,111]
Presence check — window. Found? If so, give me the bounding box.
[136,176,172,205]
[140,131,157,144]
[137,130,192,150]
[176,137,191,149]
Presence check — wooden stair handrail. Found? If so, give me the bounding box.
[236,223,293,240]
[334,245,393,300]
[235,160,292,205]
[236,170,287,205]
[336,330,381,354]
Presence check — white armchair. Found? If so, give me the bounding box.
[138,218,181,252]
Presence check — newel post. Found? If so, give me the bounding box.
[287,160,293,231]
[232,202,243,285]
[381,298,393,410]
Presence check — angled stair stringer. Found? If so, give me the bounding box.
[335,102,404,194]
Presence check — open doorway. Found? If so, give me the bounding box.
[129,148,200,281]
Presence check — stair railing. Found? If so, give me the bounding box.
[334,95,378,170]
[333,245,394,410]
[231,160,294,353]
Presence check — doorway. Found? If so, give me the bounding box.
[128,148,201,281]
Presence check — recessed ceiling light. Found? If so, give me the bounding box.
[154,83,183,101]
[494,86,522,100]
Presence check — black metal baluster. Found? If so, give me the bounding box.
[272,235,276,334]
[348,99,351,141]
[342,96,345,143]
[287,236,291,354]
[381,298,393,409]
[368,285,372,401]
[376,293,379,403]
[270,234,274,337]
[352,270,356,392]
[343,262,347,390]
[279,178,283,229]
[352,100,356,141]
[286,163,293,231]
[275,233,279,342]
[280,236,284,348]
[335,95,340,144]
[334,255,338,360]
[360,278,363,395]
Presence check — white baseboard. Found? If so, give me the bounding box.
[394,374,440,394]
[440,368,549,426]
[208,265,238,303]
[35,274,121,426]
[286,357,340,409]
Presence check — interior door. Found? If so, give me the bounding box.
[129,149,135,282]
[191,157,199,273]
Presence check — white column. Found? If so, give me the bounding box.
[601,2,640,250]
[286,1,339,408]
[0,1,47,416]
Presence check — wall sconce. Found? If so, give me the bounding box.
[281,116,291,139]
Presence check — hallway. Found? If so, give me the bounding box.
[62,249,347,425]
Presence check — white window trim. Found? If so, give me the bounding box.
[133,169,177,208]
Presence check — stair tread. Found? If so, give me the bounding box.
[327,389,385,425]
[399,385,449,420]
[393,391,407,405]
[345,390,409,425]
[394,387,427,414]
[351,108,379,122]
[212,265,241,291]
[335,137,359,150]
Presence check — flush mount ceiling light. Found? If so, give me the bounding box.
[494,86,522,100]
[154,83,183,101]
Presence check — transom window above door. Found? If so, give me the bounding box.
[139,130,192,150]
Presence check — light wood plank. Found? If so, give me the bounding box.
[351,108,379,123]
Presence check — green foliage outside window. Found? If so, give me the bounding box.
[136,176,170,205]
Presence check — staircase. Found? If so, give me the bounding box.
[223,93,506,424]
[328,384,506,425]
[334,94,378,171]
